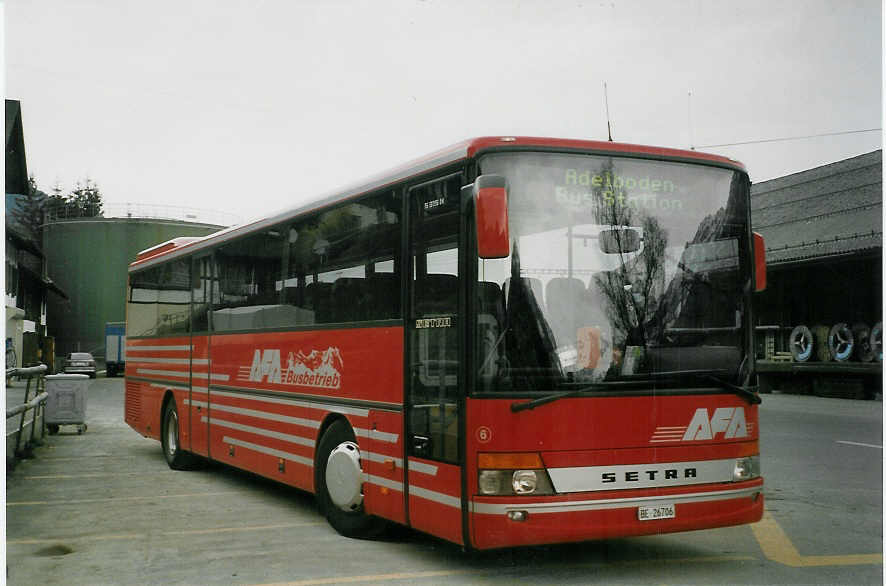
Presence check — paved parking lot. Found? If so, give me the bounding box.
[5,377,883,585]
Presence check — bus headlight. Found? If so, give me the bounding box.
[478,469,554,496]
[479,470,508,495]
[512,470,538,494]
[733,455,761,482]
[477,452,555,496]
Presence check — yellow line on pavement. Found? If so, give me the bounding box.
[752,511,882,567]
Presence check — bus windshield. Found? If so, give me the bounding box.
[475,151,750,393]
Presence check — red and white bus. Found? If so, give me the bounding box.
[124,136,765,549]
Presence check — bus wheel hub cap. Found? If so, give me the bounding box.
[326,442,363,511]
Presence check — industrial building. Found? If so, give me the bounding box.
[752,149,882,397]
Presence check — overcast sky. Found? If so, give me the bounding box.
[5,0,883,225]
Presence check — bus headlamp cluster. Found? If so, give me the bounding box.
[477,452,555,496]
[478,469,554,496]
[732,455,761,482]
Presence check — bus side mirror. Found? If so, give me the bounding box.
[473,174,510,259]
[753,232,766,292]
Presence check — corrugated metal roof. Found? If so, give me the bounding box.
[751,150,882,265]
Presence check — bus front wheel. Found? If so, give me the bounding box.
[315,419,384,538]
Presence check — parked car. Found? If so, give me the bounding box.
[64,352,97,378]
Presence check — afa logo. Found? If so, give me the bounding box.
[682,407,747,441]
[244,347,343,390]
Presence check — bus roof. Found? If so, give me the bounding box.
[130,136,745,271]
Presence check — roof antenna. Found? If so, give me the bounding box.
[603,82,613,142]
[688,90,696,150]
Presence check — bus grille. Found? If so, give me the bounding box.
[125,382,141,424]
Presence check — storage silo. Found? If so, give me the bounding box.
[43,208,231,362]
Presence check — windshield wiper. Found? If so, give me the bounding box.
[510,372,761,412]
[631,369,761,405]
[510,384,610,413]
[697,373,761,405]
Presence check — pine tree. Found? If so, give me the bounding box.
[41,178,105,220]
[68,179,104,218]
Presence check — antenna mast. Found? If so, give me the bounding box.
[603,82,613,142]
[688,90,695,150]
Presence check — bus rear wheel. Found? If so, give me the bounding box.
[162,399,198,470]
[315,419,385,538]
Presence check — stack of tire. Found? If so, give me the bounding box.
[788,322,882,363]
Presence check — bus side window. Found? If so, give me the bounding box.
[191,256,216,333]
[284,190,402,325]
[157,259,191,335]
[212,229,288,331]
[128,266,161,337]
[128,260,191,337]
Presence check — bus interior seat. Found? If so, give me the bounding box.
[503,277,544,309]
[476,281,505,386]
[366,273,399,319]
[415,273,458,316]
[477,281,504,327]
[586,272,613,326]
[545,277,590,346]
[332,277,366,322]
[305,281,333,323]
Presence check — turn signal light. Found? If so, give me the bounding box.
[478,452,543,469]
[733,455,761,482]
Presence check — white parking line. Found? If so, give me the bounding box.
[836,440,883,449]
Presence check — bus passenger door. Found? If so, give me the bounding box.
[406,175,465,545]
[188,253,214,458]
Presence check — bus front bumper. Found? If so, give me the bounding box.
[469,479,764,550]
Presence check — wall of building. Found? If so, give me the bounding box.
[752,150,882,343]
[751,151,881,400]
[43,218,222,358]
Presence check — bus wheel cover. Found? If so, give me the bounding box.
[316,420,384,538]
[162,399,197,470]
[326,441,363,512]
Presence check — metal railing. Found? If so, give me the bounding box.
[44,203,241,227]
[6,364,48,464]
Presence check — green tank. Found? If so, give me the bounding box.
[43,217,224,360]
